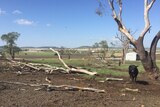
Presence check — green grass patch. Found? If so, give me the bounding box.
[113,61,145,73]
[16,51,55,58]
[95,68,128,76]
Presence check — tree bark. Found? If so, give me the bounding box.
[134,31,160,79]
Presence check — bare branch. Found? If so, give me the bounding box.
[50,48,70,71]
[108,0,117,18]
[108,0,136,45]
[0,81,105,93]
[148,0,156,9]
[115,33,123,42]
[106,77,123,81]
[140,0,156,38]
[123,88,139,92]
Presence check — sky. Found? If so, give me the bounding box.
[0,0,160,48]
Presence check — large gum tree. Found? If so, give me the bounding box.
[97,0,160,79]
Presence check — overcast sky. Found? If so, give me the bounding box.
[0,0,160,48]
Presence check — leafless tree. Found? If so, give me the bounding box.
[98,0,160,79]
[115,32,130,64]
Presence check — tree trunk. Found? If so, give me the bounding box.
[11,47,14,59]
[122,48,127,64]
[9,44,15,59]
[134,32,160,79]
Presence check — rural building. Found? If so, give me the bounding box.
[125,52,139,61]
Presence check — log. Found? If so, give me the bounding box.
[0,81,105,93]
[50,48,97,75]
[123,88,139,92]
[106,77,123,81]
[70,68,97,76]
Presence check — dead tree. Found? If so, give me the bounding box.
[115,33,130,64]
[98,0,159,79]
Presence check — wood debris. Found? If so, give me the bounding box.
[122,88,139,92]
[0,81,105,93]
[106,77,123,81]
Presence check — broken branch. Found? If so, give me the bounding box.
[0,81,105,93]
[49,48,97,76]
[122,88,139,92]
[106,77,123,81]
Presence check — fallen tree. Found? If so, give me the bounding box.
[49,48,97,76]
[7,58,67,74]
[6,50,97,76]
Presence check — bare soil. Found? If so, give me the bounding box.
[0,59,160,107]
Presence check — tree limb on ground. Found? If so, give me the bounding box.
[122,88,139,92]
[7,59,40,71]
[106,77,123,81]
[0,81,105,93]
[49,48,97,76]
[7,58,69,74]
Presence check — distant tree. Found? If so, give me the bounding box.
[64,49,77,59]
[58,46,65,58]
[92,41,108,59]
[97,0,160,79]
[1,32,20,59]
[99,40,108,60]
[93,42,99,48]
[110,42,116,58]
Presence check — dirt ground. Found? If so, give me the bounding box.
[0,59,160,107]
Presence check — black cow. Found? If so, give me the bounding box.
[128,65,139,82]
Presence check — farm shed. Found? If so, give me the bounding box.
[125,52,139,61]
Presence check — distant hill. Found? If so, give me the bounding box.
[20,46,93,49]
[21,46,59,49]
[76,46,92,49]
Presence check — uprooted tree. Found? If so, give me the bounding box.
[97,0,160,79]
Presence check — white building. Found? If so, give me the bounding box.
[125,52,139,61]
